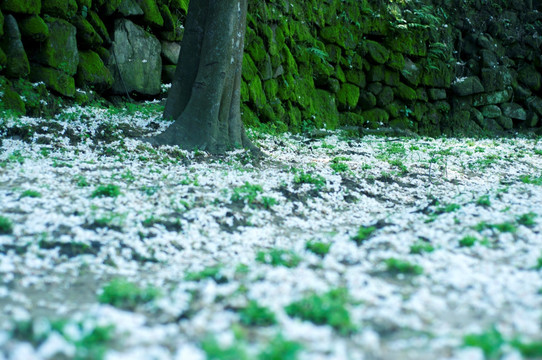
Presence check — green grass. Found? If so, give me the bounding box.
[511,339,542,358]
[21,189,42,198]
[388,159,408,175]
[258,335,302,360]
[75,175,90,187]
[517,212,537,228]
[476,195,491,208]
[351,225,376,245]
[305,240,331,257]
[519,174,542,185]
[409,240,435,254]
[256,249,301,268]
[285,288,354,335]
[459,235,477,247]
[474,221,517,233]
[231,182,263,204]
[0,216,14,234]
[239,300,276,327]
[91,184,121,198]
[98,278,160,310]
[463,326,505,360]
[293,171,326,190]
[185,265,228,283]
[201,337,248,360]
[384,258,423,275]
[330,157,349,173]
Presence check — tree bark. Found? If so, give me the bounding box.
[147,0,256,154]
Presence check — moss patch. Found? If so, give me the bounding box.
[76,50,113,92]
[18,15,50,42]
[30,64,76,97]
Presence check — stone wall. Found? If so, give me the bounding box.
[0,0,541,135]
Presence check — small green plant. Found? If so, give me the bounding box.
[474,221,517,233]
[75,175,90,187]
[239,300,276,327]
[98,278,160,310]
[91,184,121,198]
[459,235,477,247]
[351,225,376,245]
[231,182,263,204]
[261,196,278,209]
[201,337,248,360]
[330,157,349,173]
[185,265,228,283]
[305,240,331,257]
[535,254,542,270]
[511,339,542,358]
[0,216,14,234]
[285,288,354,335]
[476,195,491,208]
[409,240,435,254]
[463,326,505,360]
[437,203,461,214]
[384,258,423,275]
[258,335,302,360]
[293,171,326,190]
[517,212,537,228]
[256,249,301,268]
[519,174,542,186]
[388,159,408,175]
[21,189,42,198]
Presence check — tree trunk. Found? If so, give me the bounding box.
[147,0,256,154]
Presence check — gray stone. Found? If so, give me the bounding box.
[358,91,376,109]
[1,15,30,78]
[474,116,503,132]
[377,86,394,107]
[473,88,513,106]
[514,85,532,101]
[161,41,180,65]
[526,96,542,116]
[367,82,382,95]
[108,19,162,96]
[480,105,502,118]
[33,17,79,76]
[496,116,513,130]
[451,76,484,96]
[118,0,144,16]
[501,103,527,120]
[428,88,447,101]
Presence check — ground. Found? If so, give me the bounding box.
[0,101,542,360]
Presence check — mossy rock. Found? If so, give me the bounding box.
[0,9,4,37]
[364,40,390,64]
[401,58,422,87]
[263,79,279,100]
[30,64,75,97]
[310,89,340,129]
[76,0,91,10]
[292,76,315,109]
[335,65,346,83]
[277,73,295,101]
[345,70,366,88]
[247,36,266,63]
[388,52,405,71]
[385,101,404,118]
[368,65,384,83]
[362,108,389,128]
[169,0,189,14]
[76,50,113,92]
[34,17,79,76]
[518,65,541,91]
[383,69,400,87]
[242,53,258,81]
[248,77,267,109]
[2,15,31,78]
[340,112,364,126]
[386,28,427,57]
[337,83,360,110]
[0,48,6,68]
[135,0,163,27]
[162,64,176,84]
[95,46,110,63]
[0,85,26,115]
[241,104,259,128]
[118,0,144,16]
[325,44,342,64]
[319,25,349,48]
[159,4,176,32]
[258,54,273,81]
[282,46,298,76]
[88,11,111,45]
[473,88,513,107]
[241,81,249,102]
[377,86,394,107]
[42,0,77,18]
[359,91,377,110]
[73,16,103,49]
[101,0,122,16]
[1,0,41,15]
[421,60,452,88]
[394,83,417,101]
[389,117,413,130]
[18,15,50,42]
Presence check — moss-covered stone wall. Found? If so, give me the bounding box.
[0,0,541,135]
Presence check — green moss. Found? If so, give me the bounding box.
[76,50,113,92]
[263,79,279,100]
[159,4,176,31]
[73,16,103,49]
[388,52,405,71]
[311,89,339,129]
[241,53,258,81]
[135,0,163,27]
[42,0,73,18]
[30,65,75,97]
[1,0,41,14]
[247,36,266,63]
[282,46,298,75]
[37,17,79,76]
[0,86,26,116]
[248,77,267,109]
[241,104,259,127]
[0,48,6,68]
[169,0,189,14]
[339,112,364,126]
[364,40,390,64]
[362,108,389,128]
[88,11,111,44]
[421,60,452,88]
[394,83,417,101]
[0,9,3,37]
[18,15,49,42]
[386,28,428,56]
[337,83,360,110]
